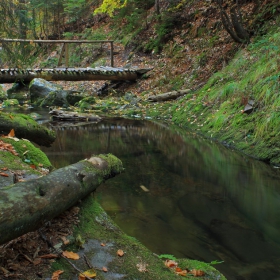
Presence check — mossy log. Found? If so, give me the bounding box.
[0,67,151,83]
[147,89,191,102]
[49,109,101,122]
[0,112,55,146]
[0,154,123,245]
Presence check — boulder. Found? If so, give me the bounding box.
[0,85,8,101]
[29,78,63,103]
[7,82,29,102]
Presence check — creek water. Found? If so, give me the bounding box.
[35,114,280,280]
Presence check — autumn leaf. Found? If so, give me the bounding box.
[117,249,124,257]
[7,129,15,137]
[102,267,108,272]
[33,258,42,265]
[1,167,8,171]
[78,268,96,280]
[62,251,80,260]
[100,243,106,246]
[39,253,59,259]
[51,270,64,280]
[190,269,205,277]
[175,267,183,272]
[60,236,70,245]
[140,185,149,192]
[176,269,188,276]
[9,115,14,119]
[0,172,9,177]
[164,259,178,268]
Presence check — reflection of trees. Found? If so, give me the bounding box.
[42,118,280,279]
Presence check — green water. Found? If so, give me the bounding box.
[41,117,280,280]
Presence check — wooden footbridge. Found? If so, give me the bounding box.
[0,38,151,83]
[0,66,150,83]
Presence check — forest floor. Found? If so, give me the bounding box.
[1,1,279,278]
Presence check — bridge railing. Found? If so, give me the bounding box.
[0,38,115,67]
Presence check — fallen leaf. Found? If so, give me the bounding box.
[39,253,59,259]
[7,129,15,137]
[9,115,14,119]
[117,249,124,257]
[190,269,205,276]
[0,172,9,177]
[33,258,42,265]
[176,269,188,276]
[1,167,8,171]
[51,270,64,280]
[102,267,108,272]
[78,268,96,280]
[175,267,183,272]
[164,259,178,268]
[0,266,10,274]
[100,243,106,246]
[62,251,80,260]
[140,185,149,192]
[60,236,70,245]
[136,262,148,272]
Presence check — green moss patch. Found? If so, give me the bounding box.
[1,137,52,169]
[50,195,225,279]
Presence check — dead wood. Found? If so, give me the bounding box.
[49,109,101,122]
[0,154,123,245]
[147,89,191,102]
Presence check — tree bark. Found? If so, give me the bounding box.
[49,109,102,122]
[147,89,191,102]
[0,67,149,83]
[0,154,123,245]
[0,112,56,146]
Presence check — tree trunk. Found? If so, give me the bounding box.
[147,89,191,102]
[0,67,149,83]
[0,112,56,146]
[49,109,102,122]
[0,154,123,245]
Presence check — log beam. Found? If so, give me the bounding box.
[147,89,191,102]
[0,154,123,245]
[0,67,151,83]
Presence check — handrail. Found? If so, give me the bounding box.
[0,38,114,67]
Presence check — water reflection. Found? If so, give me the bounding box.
[41,118,280,280]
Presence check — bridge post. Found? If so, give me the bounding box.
[110,41,114,67]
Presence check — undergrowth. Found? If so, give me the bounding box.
[172,25,280,165]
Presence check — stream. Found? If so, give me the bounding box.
[29,110,280,279]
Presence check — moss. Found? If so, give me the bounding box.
[0,150,42,175]
[2,99,20,107]
[1,137,52,169]
[51,195,225,279]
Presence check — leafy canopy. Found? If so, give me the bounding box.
[94,0,128,17]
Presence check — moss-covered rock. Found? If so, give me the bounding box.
[1,137,52,169]
[0,86,7,101]
[49,195,225,280]
[76,96,96,110]
[2,99,19,107]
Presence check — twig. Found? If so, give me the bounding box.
[38,229,94,280]
[83,254,102,271]
[84,254,93,269]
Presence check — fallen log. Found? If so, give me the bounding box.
[49,109,101,122]
[0,154,123,245]
[0,67,152,83]
[147,89,191,102]
[0,112,56,146]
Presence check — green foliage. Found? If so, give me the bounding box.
[171,25,280,165]
[158,254,177,261]
[94,0,128,17]
[145,15,177,53]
